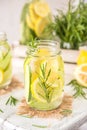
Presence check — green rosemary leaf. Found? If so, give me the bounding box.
[49,89,54,102]
[27,38,40,53]
[45,69,51,82]
[67,79,76,85]
[20,115,33,118]
[0,109,4,113]
[32,124,48,128]
[28,38,39,48]
[5,96,18,106]
[40,62,47,78]
[61,109,72,116]
[68,79,87,99]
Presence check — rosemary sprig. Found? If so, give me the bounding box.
[27,38,40,53]
[61,109,72,116]
[6,96,18,106]
[28,38,39,48]
[20,115,33,118]
[37,62,53,102]
[32,124,48,128]
[26,38,40,54]
[0,109,4,113]
[68,79,87,99]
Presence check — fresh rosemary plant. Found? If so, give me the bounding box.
[37,62,53,102]
[47,0,87,49]
[6,96,18,106]
[0,109,4,113]
[68,79,87,99]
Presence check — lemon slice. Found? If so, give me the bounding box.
[0,69,3,84]
[44,56,64,84]
[74,64,87,87]
[29,3,39,23]
[77,50,87,65]
[34,1,50,17]
[31,78,62,103]
[35,17,49,37]
[26,14,34,30]
[37,48,51,56]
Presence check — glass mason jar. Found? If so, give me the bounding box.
[24,40,64,110]
[0,32,12,88]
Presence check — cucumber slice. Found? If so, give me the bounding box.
[0,51,11,70]
[25,64,32,102]
[0,62,12,85]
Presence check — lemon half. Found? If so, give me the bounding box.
[75,64,87,87]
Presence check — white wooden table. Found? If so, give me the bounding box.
[0,57,87,130]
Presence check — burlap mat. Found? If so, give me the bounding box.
[17,95,73,119]
[0,76,24,95]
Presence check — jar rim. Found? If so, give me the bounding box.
[27,40,61,57]
[0,32,7,41]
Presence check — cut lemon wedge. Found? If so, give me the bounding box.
[77,50,87,65]
[0,69,3,84]
[34,1,50,17]
[74,64,87,87]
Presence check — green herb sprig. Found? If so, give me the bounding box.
[0,109,4,113]
[68,79,87,99]
[6,96,18,106]
[24,38,40,55]
[37,62,53,102]
[29,38,39,48]
[20,115,33,118]
[32,124,48,128]
[61,109,72,116]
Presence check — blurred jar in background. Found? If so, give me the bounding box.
[20,0,52,45]
[0,32,12,88]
